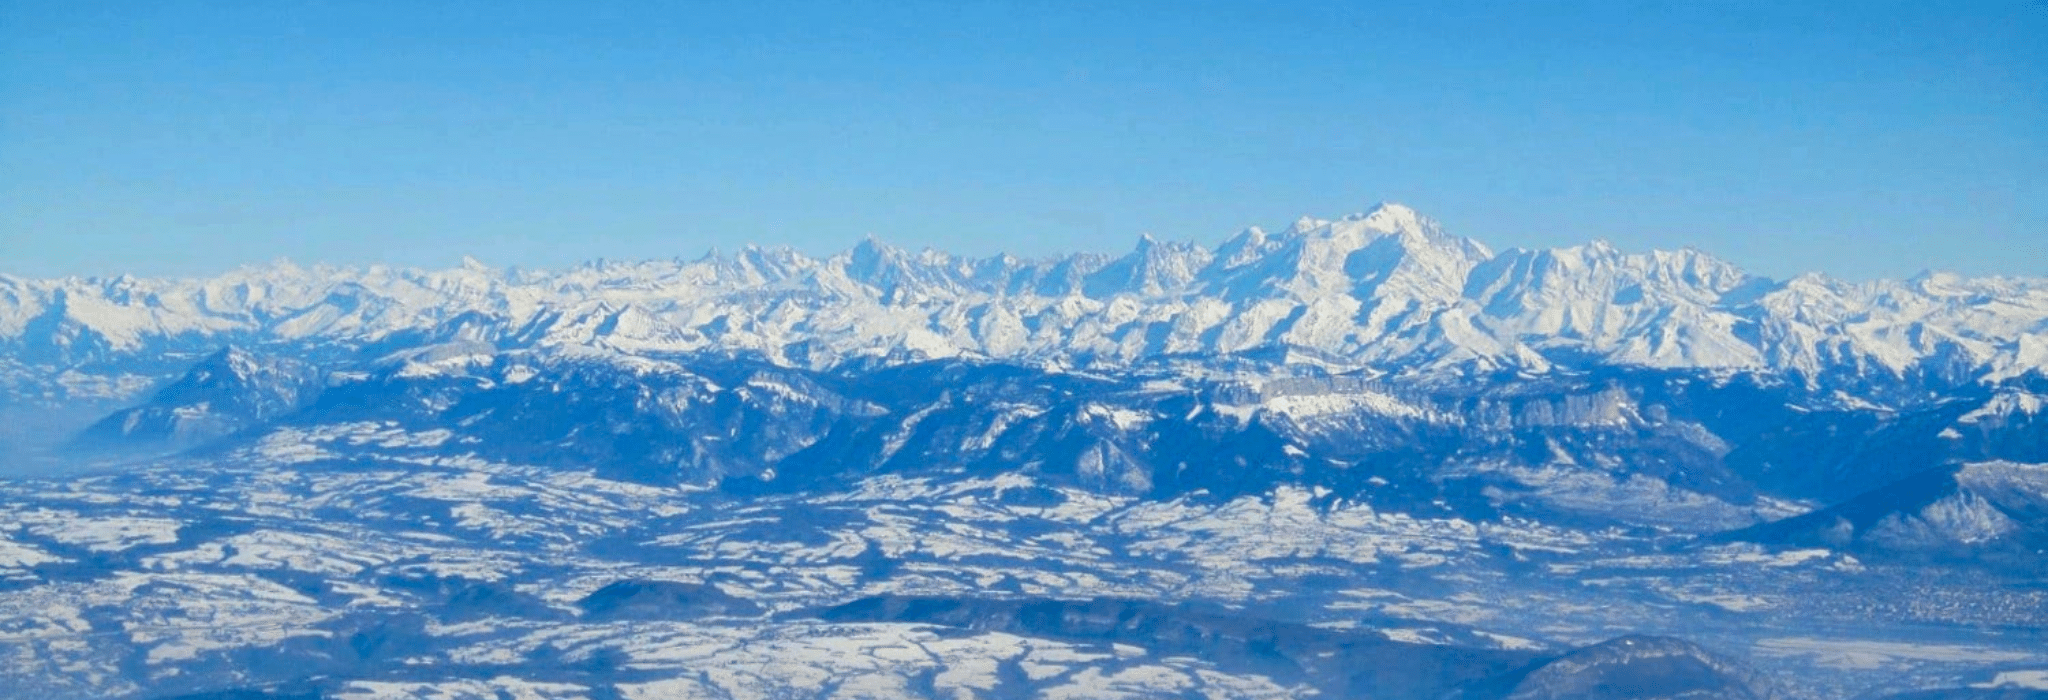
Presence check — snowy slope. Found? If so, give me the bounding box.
[1728,460,2048,560]
[5,204,2046,407]
[72,345,321,451]
[0,434,2037,700]
[5,204,2048,699]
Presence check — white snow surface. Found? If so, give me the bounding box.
[7,204,2048,399]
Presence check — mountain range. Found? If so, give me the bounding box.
[5,203,2044,396]
[1,204,2045,699]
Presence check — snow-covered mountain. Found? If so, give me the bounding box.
[5,203,2047,700]
[72,345,321,451]
[5,203,2045,408]
[1730,460,2048,564]
[11,203,2043,510]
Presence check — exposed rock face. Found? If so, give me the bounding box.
[44,341,2048,538]
[1728,461,2048,565]
[71,346,321,452]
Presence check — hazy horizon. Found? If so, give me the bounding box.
[5,200,2040,286]
[4,1,2043,281]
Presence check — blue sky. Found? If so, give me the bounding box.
[2,0,2042,280]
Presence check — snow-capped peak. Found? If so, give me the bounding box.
[2,203,2046,395]
[1351,201,1431,236]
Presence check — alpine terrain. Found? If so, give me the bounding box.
[1,203,2044,699]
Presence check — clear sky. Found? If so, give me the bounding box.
[2,0,2043,281]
